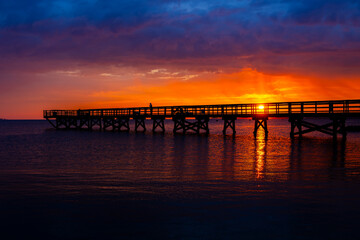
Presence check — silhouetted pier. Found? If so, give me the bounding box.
[44,100,360,139]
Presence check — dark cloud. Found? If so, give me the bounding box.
[0,0,360,76]
[283,0,360,26]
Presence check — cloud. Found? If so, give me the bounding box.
[85,68,360,107]
[282,0,360,26]
[1,0,359,72]
[1,1,360,118]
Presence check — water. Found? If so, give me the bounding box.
[1,119,360,239]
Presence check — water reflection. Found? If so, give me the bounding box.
[172,135,186,180]
[2,120,360,240]
[289,138,303,181]
[194,135,209,181]
[1,120,360,198]
[288,137,348,181]
[161,129,353,183]
[253,129,268,180]
[222,135,236,181]
[332,138,346,163]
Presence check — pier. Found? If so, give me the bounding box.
[43,100,360,139]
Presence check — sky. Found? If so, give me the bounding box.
[1,0,360,119]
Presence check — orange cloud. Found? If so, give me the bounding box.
[2,68,359,119]
[86,68,360,109]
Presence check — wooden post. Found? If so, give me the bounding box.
[333,117,338,139]
[329,103,334,114]
[102,117,112,131]
[331,116,347,140]
[173,117,185,133]
[113,117,130,131]
[289,115,303,139]
[253,116,268,137]
[288,103,292,114]
[135,117,146,132]
[194,116,209,134]
[223,116,236,135]
[152,117,165,133]
[289,115,347,139]
[99,111,103,131]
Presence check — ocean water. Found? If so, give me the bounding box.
[1,119,360,239]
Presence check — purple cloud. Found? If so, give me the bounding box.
[0,0,359,76]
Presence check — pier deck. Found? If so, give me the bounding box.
[44,100,360,139]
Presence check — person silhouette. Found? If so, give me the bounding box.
[149,103,153,115]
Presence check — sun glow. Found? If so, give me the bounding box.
[258,105,265,110]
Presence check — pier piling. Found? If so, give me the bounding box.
[253,116,268,137]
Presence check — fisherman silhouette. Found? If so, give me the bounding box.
[149,103,153,115]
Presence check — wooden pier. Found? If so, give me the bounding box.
[43,100,360,139]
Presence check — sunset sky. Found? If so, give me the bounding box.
[1,0,360,119]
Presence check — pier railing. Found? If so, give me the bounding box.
[43,100,360,118]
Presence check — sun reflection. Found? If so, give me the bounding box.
[254,129,267,179]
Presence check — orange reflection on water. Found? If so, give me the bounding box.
[254,129,267,179]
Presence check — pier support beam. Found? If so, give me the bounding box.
[152,117,165,133]
[253,116,268,137]
[104,117,130,131]
[172,116,209,134]
[55,117,64,129]
[173,117,186,133]
[331,116,347,139]
[196,116,210,134]
[78,117,89,129]
[45,118,57,129]
[103,117,114,131]
[89,118,101,130]
[134,117,146,132]
[68,117,77,129]
[289,115,303,139]
[115,117,130,131]
[289,115,347,139]
[223,116,236,135]
[55,117,61,129]
[55,117,78,129]
[183,119,198,133]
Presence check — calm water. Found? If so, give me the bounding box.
[1,119,360,239]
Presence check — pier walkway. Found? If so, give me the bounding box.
[44,100,360,139]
